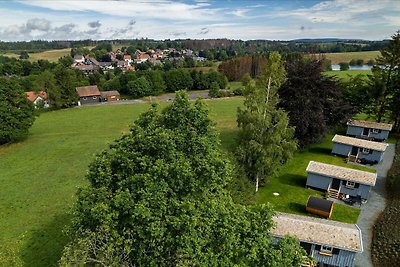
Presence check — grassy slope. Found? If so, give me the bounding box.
[1,48,71,63]
[324,69,372,81]
[0,97,367,266]
[310,51,380,64]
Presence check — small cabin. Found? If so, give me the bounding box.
[306,161,377,201]
[76,85,101,105]
[271,212,363,267]
[332,135,388,164]
[101,90,120,102]
[347,119,392,142]
[306,196,334,219]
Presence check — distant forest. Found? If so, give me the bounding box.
[0,38,389,55]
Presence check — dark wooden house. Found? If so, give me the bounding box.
[76,85,101,105]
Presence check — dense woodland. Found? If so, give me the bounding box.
[0,38,389,57]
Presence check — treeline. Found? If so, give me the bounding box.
[97,69,228,99]
[218,55,266,81]
[0,38,388,56]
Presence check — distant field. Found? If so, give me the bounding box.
[324,69,372,81]
[310,51,380,64]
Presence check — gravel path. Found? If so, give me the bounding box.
[354,144,395,267]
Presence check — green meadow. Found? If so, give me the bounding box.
[0,97,369,266]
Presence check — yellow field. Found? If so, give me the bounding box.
[309,51,381,64]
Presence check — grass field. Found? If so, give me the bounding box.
[324,69,372,81]
[1,48,71,63]
[0,97,371,266]
[310,51,380,64]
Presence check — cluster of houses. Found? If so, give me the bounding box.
[72,48,205,74]
[270,120,393,267]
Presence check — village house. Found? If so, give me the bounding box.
[346,119,392,142]
[73,54,85,64]
[73,64,99,75]
[271,212,363,267]
[26,91,49,108]
[306,161,377,201]
[101,90,120,102]
[332,135,388,164]
[99,62,114,71]
[124,55,133,65]
[76,85,101,105]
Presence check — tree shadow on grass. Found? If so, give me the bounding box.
[279,174,307,187]
[288,202,307,214]
[20,212,71,267]
[307,146,332,155]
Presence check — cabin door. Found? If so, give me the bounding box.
[362,128,369,136]
[331,178,341,190]
[351,146,359,156]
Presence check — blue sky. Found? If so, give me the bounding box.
[0,0,399,41]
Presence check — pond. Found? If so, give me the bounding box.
[331,64,373,71]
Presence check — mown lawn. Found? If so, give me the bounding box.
[256,135,373,224]
[310,51,380,64]
[324,69,372,81]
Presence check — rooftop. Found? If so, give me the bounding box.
[271,212,362,252]
[26,91,47,102]
[332,135,388,152]
[306,161,376,186]
[347,119,392,131]
[100,90,120,97]
[76,85,101,97]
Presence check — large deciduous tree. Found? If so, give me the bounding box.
[279,58,353,148]
[0,78,35,145]
[367,31,400,126]
[61,91,306,266]
[236,52,297,191]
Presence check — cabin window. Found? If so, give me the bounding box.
[372,128,380,133]
[320,245,333,255]
[362,148,370,154]
[346,181,356,189]
[83,97,87,100]
[93,96,97,100]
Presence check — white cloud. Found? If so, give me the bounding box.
[19,0,223,21]
[231,8,251,17]
[269,0,400,24]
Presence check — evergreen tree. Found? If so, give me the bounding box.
[236,52,296,191]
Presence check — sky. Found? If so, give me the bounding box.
[0,0,399,41]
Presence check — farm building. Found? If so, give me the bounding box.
[346,119,392,142]
[271,212,363,267]
[76,85,101,105]
[306,196,334,218]
[306,161,377,201]
[101,91,120,102]
[332,135,388,164]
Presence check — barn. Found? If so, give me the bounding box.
[332,135,388,164]
[101,90,120,102]
[306,161,377,201]
[76,85,101,105]
[346,119,392,142]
